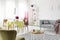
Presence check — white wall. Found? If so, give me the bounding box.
[38,0,60,20]
[28,0,60,20]
[28,0,60,25]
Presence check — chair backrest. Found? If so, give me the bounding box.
[0,30,17,40]
[54,19,60,34]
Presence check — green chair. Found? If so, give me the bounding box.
[0,30,17,40]
[16,36,25,40]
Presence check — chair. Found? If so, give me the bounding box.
[54,19,60,34]
[0,30,17,40]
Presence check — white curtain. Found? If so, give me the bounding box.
[16,0,28,19]
[0,0,6,27]
[0,0,28,28]
[0,0,28,22]
[5,0,28,20]
[5,0,15,19]
[0,0,5,21]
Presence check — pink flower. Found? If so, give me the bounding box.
[15,16,19,19]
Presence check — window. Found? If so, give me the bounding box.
[0,0,28,23]
[5,0,28,20]
[17,2,28,19]
[5,0,15,19]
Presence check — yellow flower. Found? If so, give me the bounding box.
[14,20,24,28]
[7,21,13,28]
